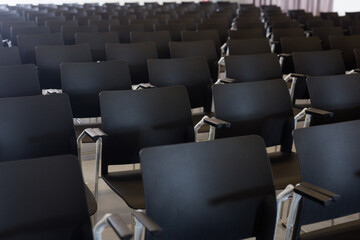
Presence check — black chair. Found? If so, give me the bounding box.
[109,24,144,43]
[0,94,97,216]
[329,35,360,71]
[130,18,159,31]
[307,19,334,29]
[227,38,271,55]
[95,86,195,211]
[211,80,301,189]
[181,30,221,57]
[271,27,305,53]
[148,56,212,112]
[279,37,322,74]
[169,40,218,83]
[130,31,171,58]
[312,26,343,50]
[292,120,360,240]
[106,42,158,85]
[36,44,92,89]
[137,135,278,240]
[17,32,64,64]
[88,19,119,32]
[74,15,101,26]
[291,50,346,105]
[36,15,65,27]
[0,47,21,66]
[197,22,229,44]
[224,53,282,83]
[306,74,360,126]
[61,25,98,45]
[61,60,132,118]
[0,64,40,98]
[153,23,186,41]
[1,20,35,40]
[228,28,264,39]
[46,19,78,33]
[75,32,119,62]
[0,155,131,240]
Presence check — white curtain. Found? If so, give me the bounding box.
[240,0,334,16]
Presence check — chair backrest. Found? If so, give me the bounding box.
[225,53,282,82]
[197,22,228,43]
[130,31,171,58]
[0,47,21,66]
[236,21,264,30]
[61,25,98,45]
[74,15,101,26]
[181,30,221,56]
[169,40,218,81]
[17,32,64,64]
[148,56,212,109]
[292,50,345,101]
[0,94,77,161]
[0,155,93,239]
[2,20,34,40]
[312,26,343,50]
[12,26,50,43]
[75,32,119,61]
[280,36,322,53]
[109,24,144,43]
[228,28,264,39]
[88,19,119,32]
[36,44,92,89]
[213,79,294,151]
[154,23,187,41]
[271,27,305,42]
[61,60,132,118]
[329,35,360,70]
[354,48,360,68]
[0,64,40,98]
[46,19,78,33]
[307,74,360,125]
[130,18,159,31]
[36,15,65,27]
[228,38,271,55]
[140,136,276,240]
[106,42,158,85]
[99,86,194,173]
[293,120,360,231]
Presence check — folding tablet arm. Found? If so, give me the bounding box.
[294,107,334,128]
[284,182,340,240]
[93,213,133,240]
[214,77,235,84]
[194,115,231,141]
[136,83,157,89]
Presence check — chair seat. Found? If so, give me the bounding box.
[85,184,97,216]
[192,111,215,133]
[102,169,145,209]
[268,151,301,189]
[300,219,360,240]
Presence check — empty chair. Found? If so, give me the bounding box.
[292,120,360,239]
[329,35,360,70]
[148,56,212,112]
[106,42,158,85]
[10,26,50,46]
[75,32,119,61]
[61,60,132,118]
[0,94,97,216]
[75,15,101,26]
[137,136,278,240]
[153,23,186,41]
[109,24,144,43]
[130,31,171,58]
[97,86,195,210]
[1,20,35,40]
[181,30,221,56]
[61,25,98,45]
[169,40,218,83]
[0,47,21,66]
[17,32,64,64]
[36,15,65,27]
[292,50,346,104]
[307,19,334,29]
[279,37,322,74]
[312,27,343,50]
[228,28,264,39]
[197,22,228,44]
[46,19,78,33]
[307,74,360,126]
[89,19,119,32]
[212,80,301,189]
[130,18,159,31]
[235,20,264,30]
[271,27,305,53]
[225,53,282,82]
[36,44,92,89]
[0,64,40,98]
[228,38,271,55]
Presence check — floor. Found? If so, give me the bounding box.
[79,116,359,240]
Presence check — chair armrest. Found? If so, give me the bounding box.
[301,182,340,202]
[84,128,107,142]
[204,117,231,129]
[136,83,156,89]
[108,214,133,240]
[294,183,339,207]
[278,53,292,58]
[305,107,334,117]
[133,211,163,237]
